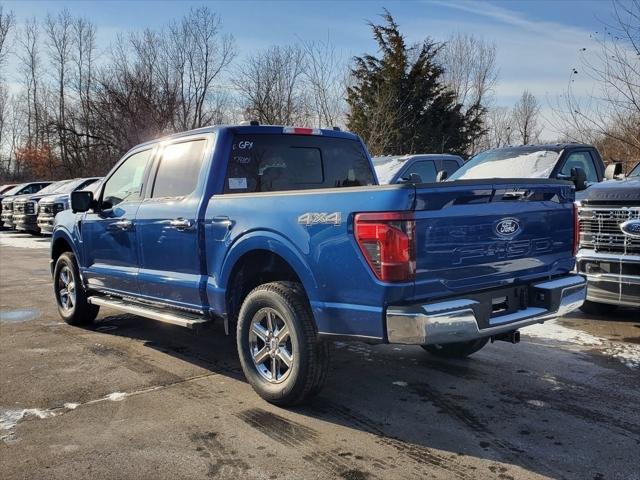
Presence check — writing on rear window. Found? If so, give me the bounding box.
[224,134,374,193]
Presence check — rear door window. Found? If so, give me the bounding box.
[224,134,374,193]
[151,140,206,198]
[404,160,437,182]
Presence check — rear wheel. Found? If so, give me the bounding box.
[236,282,329,406]
[579,300,618,315]
[421,338,489,358]
[54,252,99,325]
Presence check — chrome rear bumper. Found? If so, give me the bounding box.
[386,275,586,345]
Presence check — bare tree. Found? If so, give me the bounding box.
[551,0,639,169]
[439,34,498,110]
[301,36,347,128]
[92,30,180,158]
[71,17,98,168]
[0,5,15,74]
[438,34,498,155]
[19,18,44,148]
[234,45,309,125]
[167,7,235,130]
[0,6,15,175]
[513,90,541,144]
[45,9,74,170]
[479,105,514,149]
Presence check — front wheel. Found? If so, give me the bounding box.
[421,338,489,358]
[54,252,100,326]
[236,282,329,406]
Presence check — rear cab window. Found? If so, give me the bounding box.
[224,134,375,193]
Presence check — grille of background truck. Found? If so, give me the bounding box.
[579,206,640,254]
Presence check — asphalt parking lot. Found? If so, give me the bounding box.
[1,231,639,480]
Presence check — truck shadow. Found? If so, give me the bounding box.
[91,311,640,480]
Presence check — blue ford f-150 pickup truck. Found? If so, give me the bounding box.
[51,124,586,405]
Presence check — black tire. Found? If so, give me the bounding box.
[579,300,618,315]
[421,338,489,358]
[53,252,99,326]
[236,281,329,406]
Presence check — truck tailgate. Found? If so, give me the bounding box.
[412,180,576,300]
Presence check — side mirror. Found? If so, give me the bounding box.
[398,173,423,184]
[604,162,623,180]
[71,190,94,213]
[436,170,448,182]
[571,167,588,191]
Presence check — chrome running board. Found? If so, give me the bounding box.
[88,296,210,329]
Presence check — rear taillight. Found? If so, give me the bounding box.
[354,212,416,282]
[573,202,580,256]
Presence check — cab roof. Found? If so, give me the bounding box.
[135,124,360,149]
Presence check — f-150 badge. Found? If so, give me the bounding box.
[298,212,342,226]
[495,218,520,237]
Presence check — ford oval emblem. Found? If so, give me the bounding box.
[495,218,520,237]
[620,219,640,238]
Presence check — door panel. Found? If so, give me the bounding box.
[81,148,153,295]
[136,198,202,307]
[82,203,141,294]
[135,138,208,309]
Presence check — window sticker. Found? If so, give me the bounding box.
[228,177,248,189]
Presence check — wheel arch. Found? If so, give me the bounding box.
[50,230,79,275]
[220,232,319,332]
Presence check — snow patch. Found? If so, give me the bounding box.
[64,403,80,410]
[1,408,57,437]
[523,320,640,369]
[0,232,50,250]
[374,157,409,184]
[392,381,408,387]
[105,392,127,402]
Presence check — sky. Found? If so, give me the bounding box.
[0,0,619,139]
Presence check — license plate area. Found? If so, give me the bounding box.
[461,284,533,329]
[491,296,509,315]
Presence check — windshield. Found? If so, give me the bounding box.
[629,162,640,177]
[372,156,410,184]
[448,149,560,181]
[36,180,71,195]
[3,183,28,196]
[53,178,97,194]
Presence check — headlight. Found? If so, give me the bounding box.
[54,202,66,214]
[26,201,36,214]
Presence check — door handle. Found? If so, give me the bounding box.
[212,216,233,229]
[169,218,193,231]
[113,219,132,231]
[502,190,529,200]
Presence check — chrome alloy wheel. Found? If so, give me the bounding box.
[249,308,293,383]
[57,266,76,312]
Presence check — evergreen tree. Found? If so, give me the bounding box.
[347,10,485,156]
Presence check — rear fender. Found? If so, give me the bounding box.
[213,230,318,315]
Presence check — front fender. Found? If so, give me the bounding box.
[51,211,82,264]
